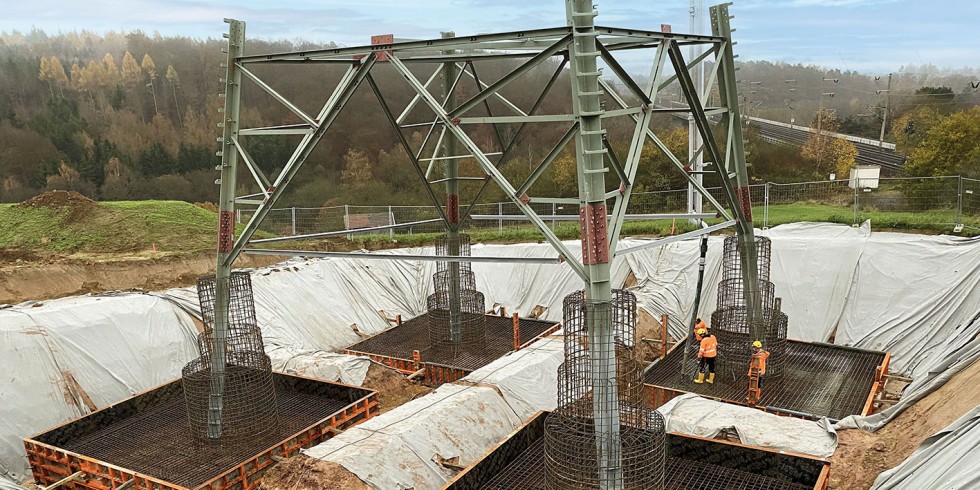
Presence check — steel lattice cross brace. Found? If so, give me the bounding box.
[210,2,759,486]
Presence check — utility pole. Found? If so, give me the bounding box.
[878,73,891,148]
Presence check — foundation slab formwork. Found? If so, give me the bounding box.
[343,313,560,385]
[649,337,891,422]
[24,373,378,490]
[443,411,831,490]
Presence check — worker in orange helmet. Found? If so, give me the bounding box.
[694,326,717,384]
[748,340,771,387]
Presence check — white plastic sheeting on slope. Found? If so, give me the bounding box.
[624,223,980,375]
[303,384,522,490]
[656,394,838,459]
[460,336,565,421]
[871,405,980,489]
[836,334,980,431]
[0,295,200,483]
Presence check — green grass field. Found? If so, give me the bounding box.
[2,199,976,255]
[0,200,264,254]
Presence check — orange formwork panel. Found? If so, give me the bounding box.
[24,373,378,490]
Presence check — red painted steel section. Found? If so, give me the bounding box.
[736,186,753,222]
[217,211,235,253]
[579,203,608,265]
[446,194,459,224]
[370,34,394,62]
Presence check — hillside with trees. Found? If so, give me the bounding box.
[1,29,978,206]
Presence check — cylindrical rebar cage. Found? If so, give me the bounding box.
[196,272,259,332]
[432,269,478,296]
[544,409,666,489]
[435,233,473,274]
[711,307,789,381]
[181,350,279,445]
[721,235,772,283]
[183,271,279,445]
[426,289,487,346]
[544,290,666,489]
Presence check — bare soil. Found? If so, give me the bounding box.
[0,251,285,304]
[361,362,432,414]
[260,456,369,490]
[829,357,980,489]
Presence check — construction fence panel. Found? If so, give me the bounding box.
[960,178,980,229]
[855,176,960,225]
[236,175,978,240]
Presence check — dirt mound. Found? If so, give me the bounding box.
[362,362,431,414]
[20,190,95,209]
[829,357,980,489]
[260,456,368,490]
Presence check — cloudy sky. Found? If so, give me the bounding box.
[3,0,977,73]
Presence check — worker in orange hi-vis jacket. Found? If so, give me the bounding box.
[694,327,717,384]
[748,340,771,387]
[694,316,707,334]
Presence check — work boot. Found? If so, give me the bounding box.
[694,372,705,384]
[707,373,715,384]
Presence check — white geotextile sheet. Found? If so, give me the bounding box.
[0,295,200,483]
[871,405,980,489]
[624,223,980,376]
[303,383,523,490]
[656,394,838,459]
[836,335,980,431]
[459,336,564,421]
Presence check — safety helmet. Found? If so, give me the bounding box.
[752,340,763,348]
[696,328,707,336]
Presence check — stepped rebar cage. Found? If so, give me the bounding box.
[183,272,279,444]
[427,233,487,347]
[544,290,666,489]
[693,236,788,381]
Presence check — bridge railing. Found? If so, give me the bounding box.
[238,175,980,239]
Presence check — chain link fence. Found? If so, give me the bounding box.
[238,176,980,239]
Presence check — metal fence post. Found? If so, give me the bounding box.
[389,205,395,238]
[344,204,351,240]
[236,209,241,224]
[552,202,557,230]
[853,176,860,226]
[498,202,503,233]
[763,182,770,229]
[290,207,297,235]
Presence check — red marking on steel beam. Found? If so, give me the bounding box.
[370,34,394,62]
[519,194,531,204]
[737,186,753,221]
[451,118,461,126]
[579,203,609,265]
[619,183,626,195]
[661,24,672,33]
[446,194,459,223]
[218,211,235,253]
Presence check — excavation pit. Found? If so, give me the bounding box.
[445,410,830,489]
[24,373,378,490]
[344,314,560,385]
[646,337,889,421]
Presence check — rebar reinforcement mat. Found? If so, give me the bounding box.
[480,438,811,490]
[645,338,886,421]
[346,315,559,371]
[58,386,349,488]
